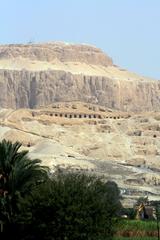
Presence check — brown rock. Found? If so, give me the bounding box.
[0,42,160,111]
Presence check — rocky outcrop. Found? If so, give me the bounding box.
[0,106,160,204]
[0,42,160,111]
[0,69,160,111]
[0,43,113,66]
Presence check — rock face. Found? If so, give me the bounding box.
[0,42,160,111]
[0,43,113,66]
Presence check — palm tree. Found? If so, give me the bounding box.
[0,139,48,229]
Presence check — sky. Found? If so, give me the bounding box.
[1,0,160,79]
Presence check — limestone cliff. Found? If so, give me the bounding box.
[0,42,159,111]
[0,42,113,66]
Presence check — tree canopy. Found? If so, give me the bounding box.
[21,171,122,240]
[0,140,122,240]
[0,140,48,228]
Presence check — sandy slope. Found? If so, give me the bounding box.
[0,103,159,206]
[0,57,155,82]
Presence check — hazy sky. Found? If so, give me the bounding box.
[1,0,160,79]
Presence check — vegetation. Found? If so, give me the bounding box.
[119,207,136,219]
[19,172,122,240]
[0,140,48,230]
[0,140,122,240]
[117,219,157,232]
[154,201,160,240]
[115,219,158,239]
[0,140,158,240]
[114,236,157,239]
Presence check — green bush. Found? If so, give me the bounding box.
[21,171,122,240]
[0,140,122,240]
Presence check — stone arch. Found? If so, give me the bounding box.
[74,114,77,118]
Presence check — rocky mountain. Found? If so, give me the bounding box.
[0,42,160,111]
[0,102,160,206]
[0,42,159,206]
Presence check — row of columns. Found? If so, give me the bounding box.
[32,112,130,120]
[49,113,102,119]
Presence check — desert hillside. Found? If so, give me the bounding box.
[0,102,159,206]
[0,42,160,111]
[0,42,159,205]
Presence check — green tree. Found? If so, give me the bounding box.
[24,171,122,240]
[0,139,48,234]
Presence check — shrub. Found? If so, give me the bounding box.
[21,171,122,240]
